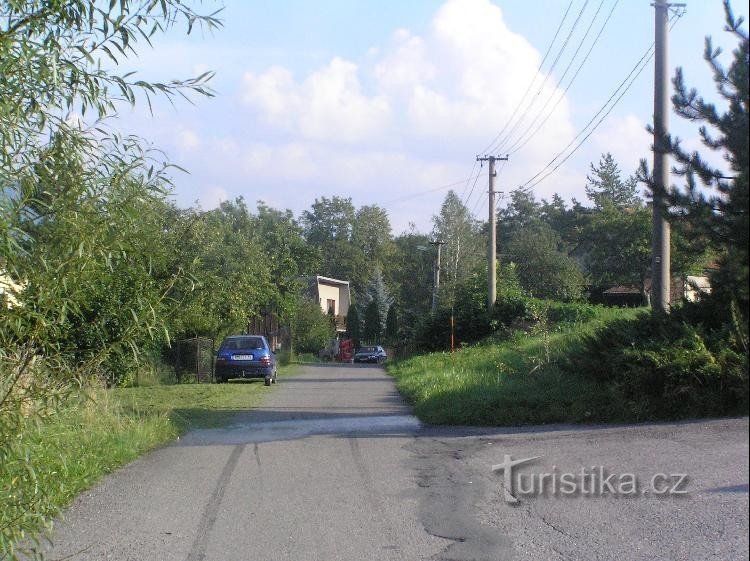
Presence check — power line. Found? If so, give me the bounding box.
[491,0,591,154]
[462,159,484,211]
[505,0,617,155]
[380,177,473,206]
[517,10,684,193]
[478,0,575,155]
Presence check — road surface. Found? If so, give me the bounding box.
[42,364,748,560]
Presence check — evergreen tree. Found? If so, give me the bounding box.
[346,301,361,345]
[639,1,748,312]
[360,267,393,341]
[585,153,640,210]
[386,305,399,342]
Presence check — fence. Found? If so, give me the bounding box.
[174,337,214,383]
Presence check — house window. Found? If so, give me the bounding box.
[327,299,336,315]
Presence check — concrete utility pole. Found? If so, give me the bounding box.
[429,240,447,313]
[651,0,683,312]
[477,154,509,311]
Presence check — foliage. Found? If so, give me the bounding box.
[0,2,221,556]
[387,307,643,426]
[582,204,652,299]
[639,0,749,312]
[386,304,399,342]
[390,227,433,338]
[506,223,586,301]
[360,266,393,342]
[585,153,640,209]
[566,306,748,420]
[345,301,362,346]
[432,190,483,308]
[291,297,335,354]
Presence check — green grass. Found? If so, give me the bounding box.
[1,364,297,559]
[387,307,644,426]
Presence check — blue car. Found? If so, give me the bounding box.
[214,335,277,386]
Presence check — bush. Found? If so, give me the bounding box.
[566,309,749,420]
[292,298,335,353]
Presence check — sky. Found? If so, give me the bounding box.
[112,0,749,233]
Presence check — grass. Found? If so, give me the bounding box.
[387,307,645,426]
[1,364,297,559]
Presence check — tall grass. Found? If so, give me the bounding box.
[1,390,176,559]
[1,369,295,560]
[388,307,644,426]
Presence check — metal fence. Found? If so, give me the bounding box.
[174,337,214,383]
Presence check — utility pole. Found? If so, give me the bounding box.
[477,154,509,311]
[651,1,683,312]
[429,240,447,313]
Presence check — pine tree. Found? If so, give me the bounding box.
[345,301,361,345]
[585,153,640,210]
[385,305,399,342]
[360,266,393,341]
[639,1,748,312]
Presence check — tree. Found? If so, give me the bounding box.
[292,297,335,354]
[346,301,362,345]
[385,305,399,342]
[432,191,483,308]
[360,267,393,342]
[300,196,367,289]
[639,1,748,312]
[0,2,220,553]
[586,153,641,210]
[390,227,433,338]
[507,224,585,301]
[582,205,653,303]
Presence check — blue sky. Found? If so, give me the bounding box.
[114,0,749,232]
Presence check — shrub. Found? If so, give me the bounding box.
[292,298,335,353]
[566,310,749,420]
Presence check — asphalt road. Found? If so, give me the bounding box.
[42,364,748,561]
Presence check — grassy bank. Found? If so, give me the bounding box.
[1,367,296,559]
[387,307,645,426]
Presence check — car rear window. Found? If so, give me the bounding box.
[221,337,265,351]
[359,347,376,353]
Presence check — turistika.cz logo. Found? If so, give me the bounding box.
[491,455,689,504]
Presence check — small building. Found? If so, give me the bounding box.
[308,275,351,333]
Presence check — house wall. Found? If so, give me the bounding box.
[317,283,341,315]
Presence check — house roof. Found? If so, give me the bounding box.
[315,275,350,287]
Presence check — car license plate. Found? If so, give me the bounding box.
[233,354,253,360]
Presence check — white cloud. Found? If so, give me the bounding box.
[176,128,201,151]
[241,58,392,144]
[157,0,585,230]
[592,114,651,177]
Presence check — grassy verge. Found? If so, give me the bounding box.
[387,307,644,426]
[1,365,297,559]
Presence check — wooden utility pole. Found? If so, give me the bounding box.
[477,154,508,311]
[651,1,684,312]
[430,240,447,313]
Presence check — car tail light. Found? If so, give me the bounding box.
[259,356,271,366]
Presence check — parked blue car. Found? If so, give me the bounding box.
[214,335,277,386]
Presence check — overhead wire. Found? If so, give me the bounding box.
[490,0,591,154]
[504,0,616,155]
[478,0,575,156]
[516,9,685,194]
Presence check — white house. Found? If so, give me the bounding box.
[308,276,351,333]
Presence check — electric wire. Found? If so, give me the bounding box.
[478,0,575,155]
[516,10,684,193]
[508,0,619,155]
[490,0,591,154]
[504,0,616,155]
